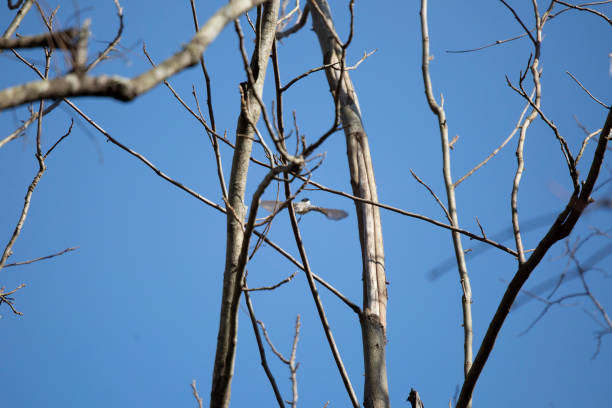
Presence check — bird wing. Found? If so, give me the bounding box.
[260,200,284,213]
[313,207,348,220]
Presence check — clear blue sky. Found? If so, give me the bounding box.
[1,1,610,407]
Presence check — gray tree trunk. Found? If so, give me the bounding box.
[309,1,389,407]
[209,2,280,408]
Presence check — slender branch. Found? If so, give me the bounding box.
[0,28,78,49]
[64,84,359,315]
[44,118,73,158]
[65,100,227,213]
[243,289,286,408]
[446,32,530,54]
[410,169,451,223]
[257,316,302,408]
[456,107,611,408]
[0,284,27,315]
[86,0,123,71]
[0,99,62,149]
[0,0,268,111]
[454,91,534,188]
[553,0,612,24]
[276,3,310,40]
[283,174,360,408]
[499,0,538,45]
[420,0,473,400]
[0,50,51,272]
[4,246,78,268]
[189,0,217,132]
[566,71,610,109]
[243,271,297,291]
[2,0,33,40]
[276,3,309,39]
[190,380,203,408]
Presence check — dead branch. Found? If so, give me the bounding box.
[0,0,268,111]
[4,246,78,268]
[243,289,286,407]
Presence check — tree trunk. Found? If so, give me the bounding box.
[209,2,280,408]
[309,1,389,407]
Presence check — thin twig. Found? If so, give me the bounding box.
[243,271,297,291]
[243,289,286,408]
[410,169,451,222]
[454,91,534,188]
[0,50,51,272]
[190,380,203,408]
[5,246,78,267]
[456,106,611,408]
[2,0,34,40]
[86,0,123,71]
[566,71,610,109]
[446,32,530,54]
[553,0,612,24]
[44,118,73,158]
[0,99,62,149]
[276,3,309,39]
[189,0,217,132]
[0,284,27,315]
[283,174,360,408]
[421,0,473,396]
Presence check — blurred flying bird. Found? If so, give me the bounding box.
[261,198,348,220]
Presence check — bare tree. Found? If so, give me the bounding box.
[1,1,610,407]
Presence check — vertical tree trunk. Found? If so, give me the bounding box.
[309,2,389,407]
[209,2,280,408]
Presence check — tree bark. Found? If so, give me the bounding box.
[209,2,280,408]
[309,1,389,407]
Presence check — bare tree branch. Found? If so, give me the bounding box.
[2,0,34,40]
[420,2,473,398]
[4,247,78,268]
[243,289,286,408]
[566,71,610,109]
[456,106,611,408]
[0,0,268,111]
[283,173,359,408]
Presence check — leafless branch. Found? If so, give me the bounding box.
[0,28,79,49]
[257,316,302,408]
[454,91,534,188]
[282,174,359,408]
[243,271,297,291]
[44,118,73,158]
[553,0,612,24]
[190,380,203,408]
[0,49,51,273]
[243,289,286,408]
[407,388,425,408]
[499,0,538,45]
[446,32,530,54]
[0,0,268,111]
[65,100,227,213]
[421,1,473,393]
[0,99,62,149]
[189,0,217,132]
[566,71,610,109]
[276,3,309,40]
[0,284,26,315]
[456,106,611,408]
[2,0,34,40]
[4,246,78,267]
[86,0,123,71]
[410,169,451,223]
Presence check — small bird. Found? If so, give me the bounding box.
[260,198,348,220]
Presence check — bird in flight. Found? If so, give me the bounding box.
[260,198,348,220]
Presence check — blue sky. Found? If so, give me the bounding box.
[1,1,611,407]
